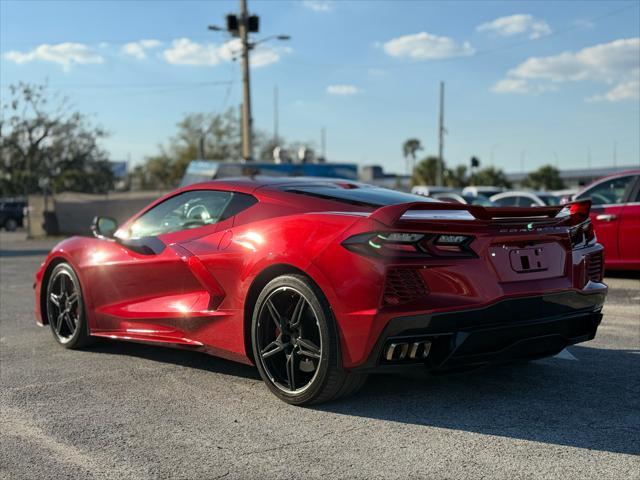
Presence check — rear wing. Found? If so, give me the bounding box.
[369,199,591,227]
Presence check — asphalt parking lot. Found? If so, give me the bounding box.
[1,231,639,480]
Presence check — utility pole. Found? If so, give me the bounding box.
[321,127,326,159]
[273,85,279,146]
[437,81,445,186]
[209,1,289,162]
[613,140,617,167]
[238,0,253,161]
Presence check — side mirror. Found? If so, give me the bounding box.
[91,216,118,239]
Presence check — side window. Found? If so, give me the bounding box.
[577,176,635,206]
[129,190,234,238]
[494,196,518,207]
[518,196,538,207]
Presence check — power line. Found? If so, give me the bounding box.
[0,80,233,90]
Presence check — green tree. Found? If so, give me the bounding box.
[413,156,445,186]
[445,164,468,188]
[471,166,512,188]
[402,138,423,175]
[522,164,565,190]
[0,82,113,195]
[141,110,242,189]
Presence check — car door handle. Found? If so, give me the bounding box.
[595,214,618,222]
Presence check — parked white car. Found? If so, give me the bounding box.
[462,186,505,198]
[490,191,561,207]
[411,186,454,197]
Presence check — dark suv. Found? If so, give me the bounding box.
[0,198,26,231]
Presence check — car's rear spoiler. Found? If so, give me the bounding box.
[369,199,591,227]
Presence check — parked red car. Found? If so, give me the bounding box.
[34,177,606,404]
[574,170,640,270]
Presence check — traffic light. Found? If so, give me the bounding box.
[225,14,259,34]
[248,15,259,32]
[226,14,239,34]
[471,156,480,168]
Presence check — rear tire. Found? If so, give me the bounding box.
[45,263,93,349]
[251,274,367,405]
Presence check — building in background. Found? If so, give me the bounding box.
[359,165,411,191]
[180,159,358,186]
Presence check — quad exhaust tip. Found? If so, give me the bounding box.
[385,340,431,362]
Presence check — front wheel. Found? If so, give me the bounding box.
[45,262,93,349]
[251,274,367,405]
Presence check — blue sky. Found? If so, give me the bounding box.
[1,0,639,174]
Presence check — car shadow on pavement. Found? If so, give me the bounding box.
[317,346,640,456]
[605,270,640,280]
[89,340,261,381]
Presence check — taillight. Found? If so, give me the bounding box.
[570,220,596,248]
[557,199,592,225]
[342,232,475,258]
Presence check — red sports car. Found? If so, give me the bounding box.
[34,177,607,405]
[573,169,640,270]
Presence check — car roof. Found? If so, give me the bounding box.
[180,176,370,195]
[575,169,640,196]
[491,190,539,198]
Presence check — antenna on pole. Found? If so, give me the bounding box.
[273,85,279,145]
[437,81,445,186]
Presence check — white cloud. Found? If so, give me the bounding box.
[327,84,360,95]
[218,39,290,68]
[491,78,557,94]
[162,38,220,66]
[588,77,640,102]
[122,39,162,59]
[4,42,104,70]
[303,1,331,12]
[382,32,474,60]
[491,78,530,94]
[508,38,639,83]
[492,38,640,101]
[162,38,289,68]
[477,14,551,40]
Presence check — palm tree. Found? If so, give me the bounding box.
[402,138,423,176]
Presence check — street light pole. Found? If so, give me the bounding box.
[209,1,289,162]
[437,81,445,186]
[239,0,253,162]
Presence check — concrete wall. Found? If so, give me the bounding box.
[54,191,167,235]
[27,191,167,237]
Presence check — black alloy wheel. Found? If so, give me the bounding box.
[46,263,92,348]
[252,274,367,405]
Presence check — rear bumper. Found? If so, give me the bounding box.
[350,287,606,374]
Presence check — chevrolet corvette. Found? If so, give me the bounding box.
[34,177,607,405]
